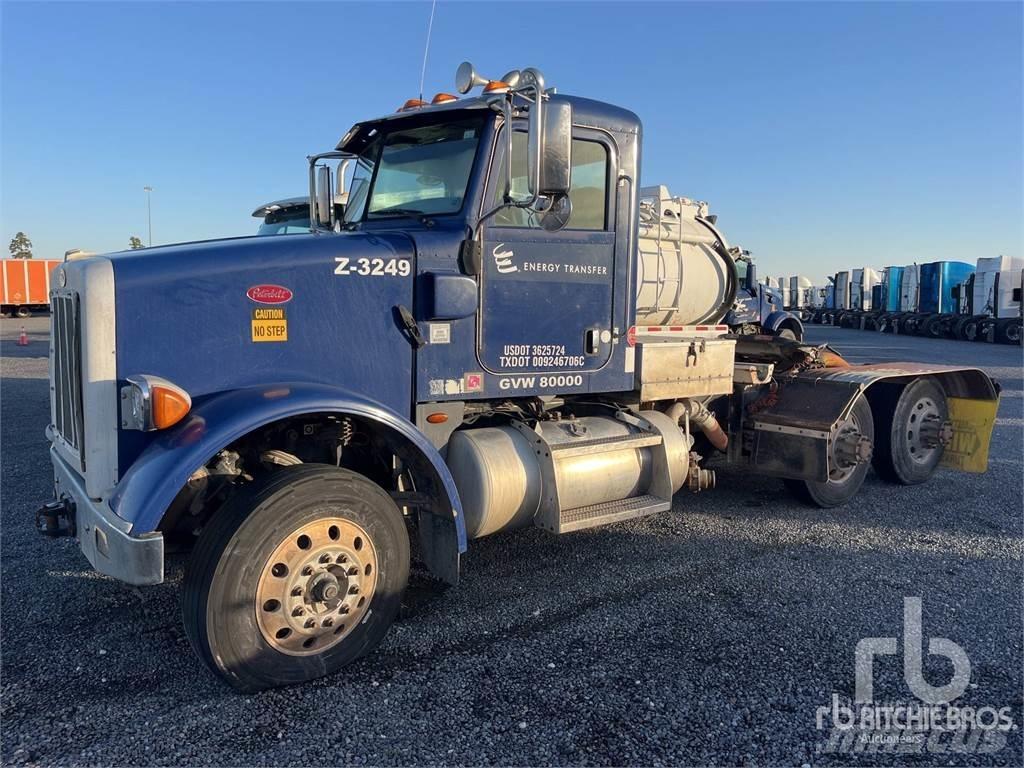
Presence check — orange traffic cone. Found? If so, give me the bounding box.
[17,326,29,346]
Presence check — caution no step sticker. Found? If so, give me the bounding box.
[251,307,288,342]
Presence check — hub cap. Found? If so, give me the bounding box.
[905,397,946,464]
[255,518,378,656]
[829,408,872,482]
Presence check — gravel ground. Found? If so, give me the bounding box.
[1,316,1021,766]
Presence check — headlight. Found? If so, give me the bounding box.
[120,375,191,431]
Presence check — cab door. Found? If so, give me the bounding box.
[478,129,616,375]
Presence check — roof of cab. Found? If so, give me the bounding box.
[336,92,641,153]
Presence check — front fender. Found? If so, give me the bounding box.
[764,310,804,337]
[109,382,467,558]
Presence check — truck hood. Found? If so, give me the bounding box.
[109,231,416,398]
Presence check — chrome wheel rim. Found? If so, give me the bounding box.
[256,517,378,656]
[905,397,943,465]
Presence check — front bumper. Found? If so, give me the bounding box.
[47,446,164,585]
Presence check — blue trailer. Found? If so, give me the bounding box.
[35,63,1001,691]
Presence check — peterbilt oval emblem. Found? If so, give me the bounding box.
[246,285,293,304]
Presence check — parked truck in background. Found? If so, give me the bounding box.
[952,256,1023,344]
[720,251,804,340]
[252,197,312,235]
[35,63,1001,691]
[1,258,60,317]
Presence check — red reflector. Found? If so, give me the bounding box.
[669,326,684,331]
[626,326,637,346]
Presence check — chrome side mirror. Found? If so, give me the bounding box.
[316,165,334,228]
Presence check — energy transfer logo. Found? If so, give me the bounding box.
[816,597,1016,756]
[492,243,518,274]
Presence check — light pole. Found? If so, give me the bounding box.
[143,186,153,246]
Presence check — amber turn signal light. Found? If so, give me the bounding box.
[431,93,458,104]
[121,375,192,431]
[152,384,192,429]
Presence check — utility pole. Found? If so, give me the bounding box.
[143,186,153,245]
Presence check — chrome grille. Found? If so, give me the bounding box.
[51,292,85,462]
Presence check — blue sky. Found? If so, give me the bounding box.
[2,0,1021,282]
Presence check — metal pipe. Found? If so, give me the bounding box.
[666,400,728,452]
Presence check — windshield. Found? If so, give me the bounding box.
[257,208,310,235]
[344,116,485,222]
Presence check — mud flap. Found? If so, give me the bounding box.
[417,509,461,586]
[940,397,999,473]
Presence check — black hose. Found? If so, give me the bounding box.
[693,215,740,325]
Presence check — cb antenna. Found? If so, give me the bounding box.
[419,0,438,102]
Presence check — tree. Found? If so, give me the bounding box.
[8,232,33,259]
[129,236,144,250]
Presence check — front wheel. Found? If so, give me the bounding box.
[774,327,798,342]
[182,464,409,692]
[784,396,874,508]
[15,306,31,318]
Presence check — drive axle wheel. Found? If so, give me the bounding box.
[872,377,949,485]
[784,396,874,508]
[182,464,409,692]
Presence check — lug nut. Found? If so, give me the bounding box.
[292,606,305,617]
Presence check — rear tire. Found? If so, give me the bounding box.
[15,306,31,319]
[784,396,874,508]
[995,318,1022,345]
[872,377,947,485]
[182,464,409,692]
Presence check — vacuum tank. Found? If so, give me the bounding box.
[635,186,737,326]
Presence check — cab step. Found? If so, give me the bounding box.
[557,494,669,533]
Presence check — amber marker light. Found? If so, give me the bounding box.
[426,413,449,424]
[398,98,427,112]
[482,80,511,94]
[121,375,192,431]
[431,93,458,104]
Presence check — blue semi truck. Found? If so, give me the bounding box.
[36,64,1001,690]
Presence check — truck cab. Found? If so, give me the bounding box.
[38,63,1001,692]
[724,253,804,340]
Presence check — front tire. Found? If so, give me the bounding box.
[182,464,409,692]
[784,396,874,508]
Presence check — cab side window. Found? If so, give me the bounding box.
[492,132,609,230]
